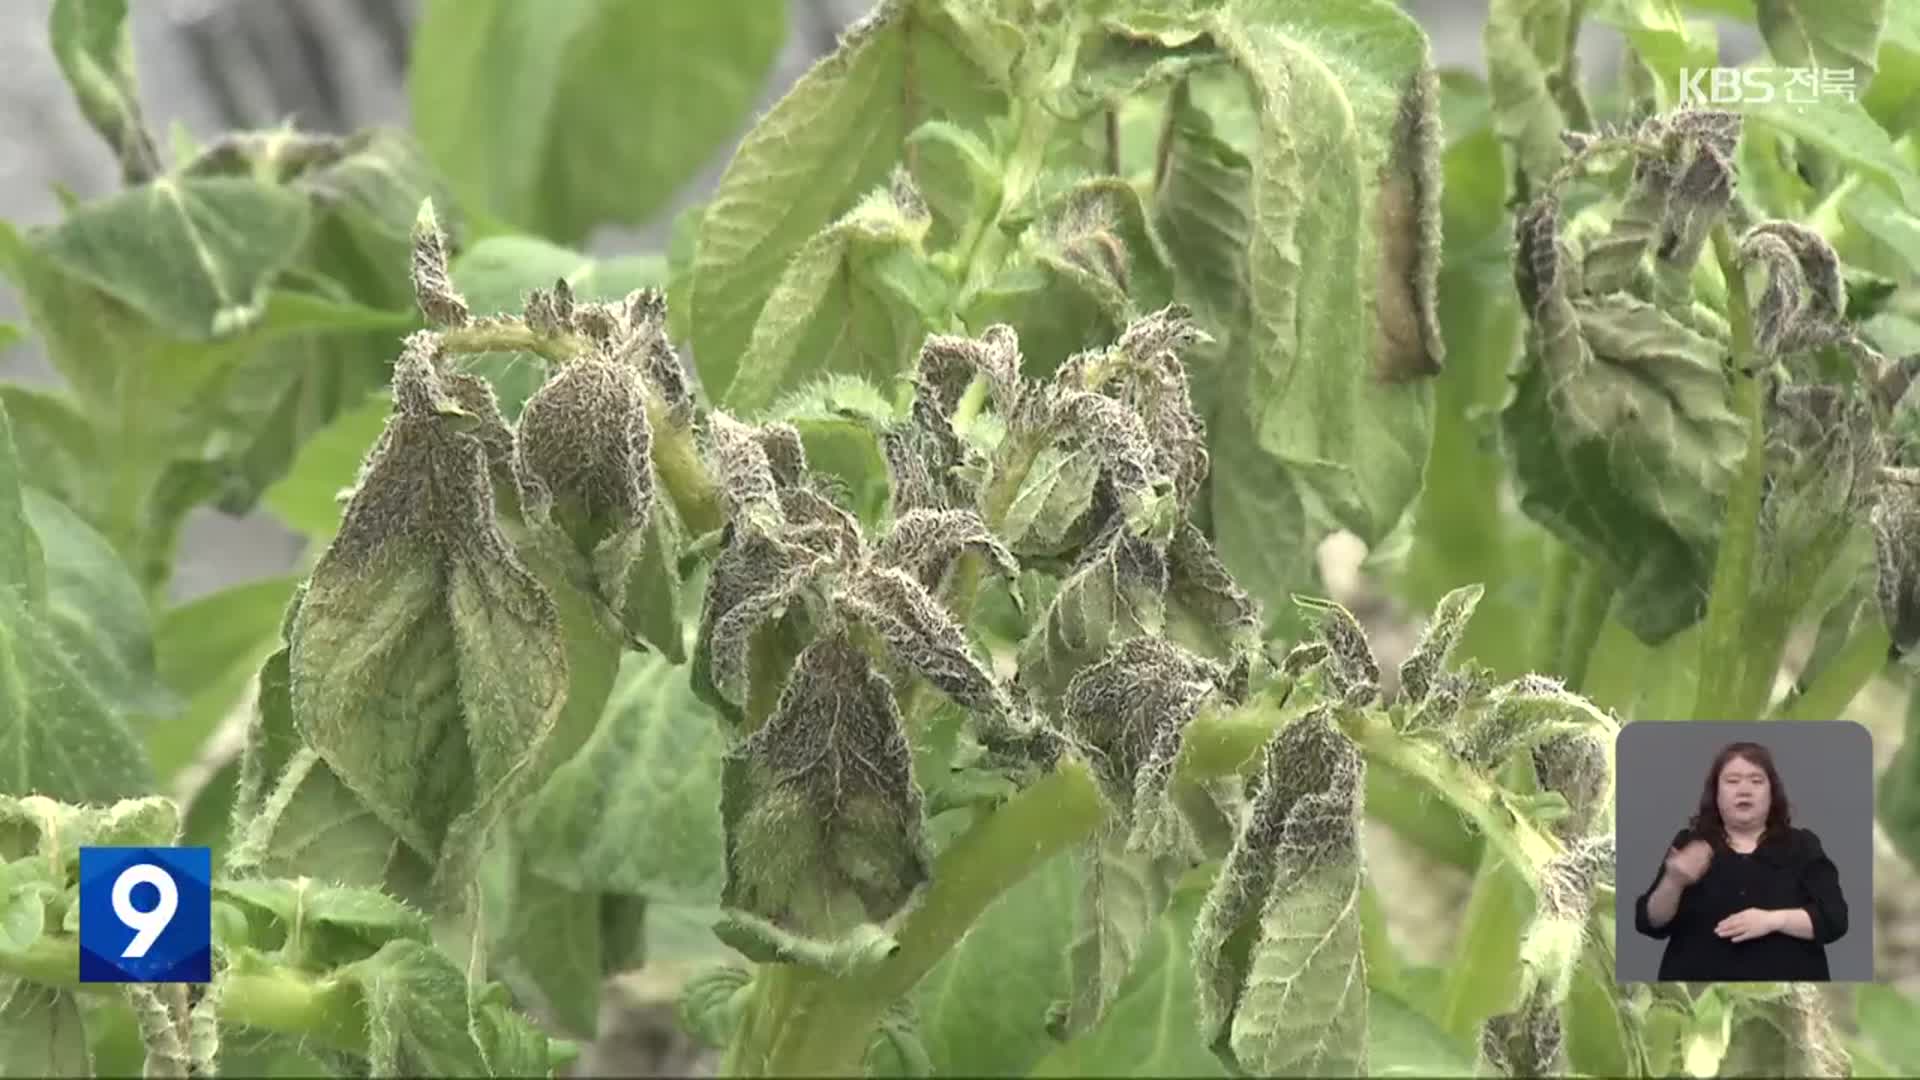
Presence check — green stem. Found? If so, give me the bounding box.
[1691,225,1766,722]
[438,322,590,365]
[1557,562,1615,694]
[729,761,1106,1076]
[0,938,366,1056]
[1533,543,1579,675]
[1771,616,1892,722]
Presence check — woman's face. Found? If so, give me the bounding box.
[1716,754,1771,830]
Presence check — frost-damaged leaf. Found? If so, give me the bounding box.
[723,169,939,413]
[1515,835,1614,1014]
[838,565,1012,723]
[0,401,152,801]
[876,508,1017,594]
[691,523,829,722]
[1455,673,1617,770]
[1502,197,1747,644]
[1872,466,1920,658]
[1753,384,1882,639]
[1754,0,1886,88]
[1291,595,1381,707]
[1396,583,1484,707]
[410,0,786,244]
[885,323,1019,515]
[1166,520,1261,661]
[1192,706,1368,1078]
[1016,522,1168,706]
[410,200,468,329]
[1213,0,1443,546]
[48,0,158,183]
[690,0,1009,397]
[1061,636,1239,859]
[287,335,568,906]
[1478,986,1566,1078]
[717,631,929,971]
[1530,729,1614,840]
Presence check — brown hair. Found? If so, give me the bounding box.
[1687,741,1792,847]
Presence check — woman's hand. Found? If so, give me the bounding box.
[1663,839,1713,886]
[1714,908,1784,942]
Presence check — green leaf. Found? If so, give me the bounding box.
[1595,0,1718,109]
[1879,686,1920,869]
[689,0,1006,398]
[722,171,939,413]
[0,981,91,1077]
[517,652,726,906]
[1031,872,1223,1077]
[485,839,605,1038]
[147,577,298,783]
[1368,987,1477,1077]
[48,0,158,183]
[216,877,431,965]
[1740,70,1920,212]
[1483,0,1582,187]
[0,401,154,802]
[1856,984,1920,1074]
[449,235,668,416]
[32,177,311,340]
[23,488,175,720]
[915,851,1078,1077]
[287,360,569,906]
[1219,0,1442,547]
[337,938,558,1076]
[410,0,786,243]
[1063,829,1179,1035]
[1753,0,1886,83]
[262,393,392,541]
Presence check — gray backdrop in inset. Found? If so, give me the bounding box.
[1613,720,1875,982]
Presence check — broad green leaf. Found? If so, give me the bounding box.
[1563,932,1634,1078]
[24,489,174,721]
[1031,874,1223,1077]
[33,177,310,341]
[262,393,392,541]
[1879,686,1920,868]
[1856,984,1920,1074]
[48,0,158,183]
[915,851,1077,1076]
[449,235,668,416]
[0,385,94,518]
[481,835,605,1038]
[410,0,786,243]
[0,794,178,866]
[723,173,939,413]
[0,981,91,1077]
[1597,0,1719,110]
[518,652,725,906]
[0,402,153,802]
[689,0,1007,398]
[1368,988,1478,1077]
[1753,0,1886,84]
[216,877,431,965]
[1063,829,1179,1035]
[1841,182,1920,280]
[148,576,298,783]
[287,360,569,905]
[1740,69,1920,212]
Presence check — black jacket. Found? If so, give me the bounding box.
[1633,825,1848,981]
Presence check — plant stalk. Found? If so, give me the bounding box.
[1691,224,1766,721]
[1771,615,1892,722]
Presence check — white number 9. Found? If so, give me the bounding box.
[111,863,178,959]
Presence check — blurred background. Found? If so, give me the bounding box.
[11,3,1889,1077]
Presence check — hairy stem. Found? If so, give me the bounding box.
[1692,224,1765,721]
[0,937,366,1056]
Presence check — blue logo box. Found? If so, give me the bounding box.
[78,847,211,984]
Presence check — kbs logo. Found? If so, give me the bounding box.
[1678,67,1857,106]
[77,847,212,983]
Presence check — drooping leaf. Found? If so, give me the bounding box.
[410,0,787,243]
[1753,0,1887,87]
[0,981,92,1078]
[1484,0,1583,189]
[336,938,560,1077]
[286,341,567,905]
